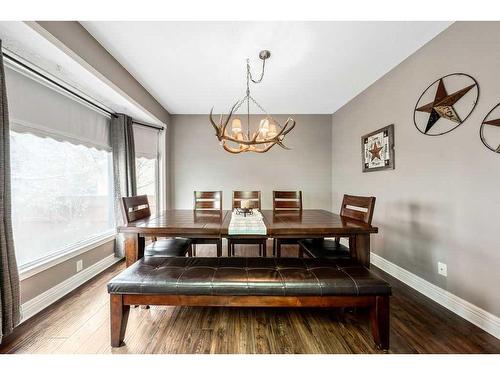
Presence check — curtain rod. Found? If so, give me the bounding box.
[132,120,164,131]
[2,51,164,131]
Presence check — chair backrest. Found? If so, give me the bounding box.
[273,190,303,211]
[193,191,222,211]
[340,194,376,224]
[232,191,261,210]
[121,195,151,224]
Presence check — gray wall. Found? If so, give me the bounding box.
[169,114,332,209]
[20,240,115,304]
[331,21,500,316]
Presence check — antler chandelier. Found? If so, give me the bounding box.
[209,50,296,154]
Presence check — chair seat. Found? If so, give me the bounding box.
[298,239,351,259]
[144,238,192,257]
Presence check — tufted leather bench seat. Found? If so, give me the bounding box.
[108,257,391,350]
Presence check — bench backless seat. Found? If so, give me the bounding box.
[108,257,391,349]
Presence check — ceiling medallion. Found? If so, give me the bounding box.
[209,50,296,154]
[480,103,500,153]
[413,73,479,136]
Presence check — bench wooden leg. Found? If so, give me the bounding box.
[370,295,390,350]
[110,294,130,347]
[262,240,266,257]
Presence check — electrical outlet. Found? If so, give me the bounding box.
[438,262,447,277]
[76,259,83,273]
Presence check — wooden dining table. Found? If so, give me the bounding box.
[117,209,378,268]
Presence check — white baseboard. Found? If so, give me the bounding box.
[21,254,121,323]
[371,252,500,340]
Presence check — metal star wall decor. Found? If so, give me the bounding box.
[413,73,479,136]
[480,102,500,153]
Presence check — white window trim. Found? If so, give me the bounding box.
[19,230,117,281]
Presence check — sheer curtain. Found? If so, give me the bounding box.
[0,40,21,344]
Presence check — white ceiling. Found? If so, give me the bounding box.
[82,21,452,115]
[0,21,160,124]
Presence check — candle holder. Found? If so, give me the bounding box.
[236,208,253,217]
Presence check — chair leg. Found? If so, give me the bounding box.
[259,244,262,257]
[227,239,231,257]
[192,244,196,257]
[110,294,130,348]
[276,239,282,258]
[187,244,193,257]
[262,240,267,257]
[370,296,390,350]
[217,239,222,257]
[272,238,276,256]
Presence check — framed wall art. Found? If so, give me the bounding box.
[361,124,395,172]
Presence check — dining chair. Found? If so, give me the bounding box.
[121,195,192,258]
[272,190,303,257]
[228,191,267,257]
[298,194,376,260]
[191,191,223,257]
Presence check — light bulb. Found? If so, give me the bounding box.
[267,123,277,138]
[259,118,270,133]
[232,118,242,133]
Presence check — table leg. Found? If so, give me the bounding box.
[353,234,370,268]
[124,233,144,267]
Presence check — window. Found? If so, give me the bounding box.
[136,156,158,216]
[10,132,114,267]
[134,125,160,216]
[6,64,114,269]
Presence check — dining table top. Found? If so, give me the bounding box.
[117,209,378,237]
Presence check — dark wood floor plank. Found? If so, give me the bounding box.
[2,242,499,354]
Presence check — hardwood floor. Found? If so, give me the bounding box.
[2,242,499,354]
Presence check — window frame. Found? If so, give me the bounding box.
[10,125,117,278]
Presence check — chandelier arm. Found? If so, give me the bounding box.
[279,118,296,136]
[220,102,239,137]
[216,117,295,146]
[222,140,248,154]
[251,142,277,153]
[276,141,292,150]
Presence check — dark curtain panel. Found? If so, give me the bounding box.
[0,40,21,344]
[110,114,137,257]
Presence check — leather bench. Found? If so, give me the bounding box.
[108,257,391,350]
